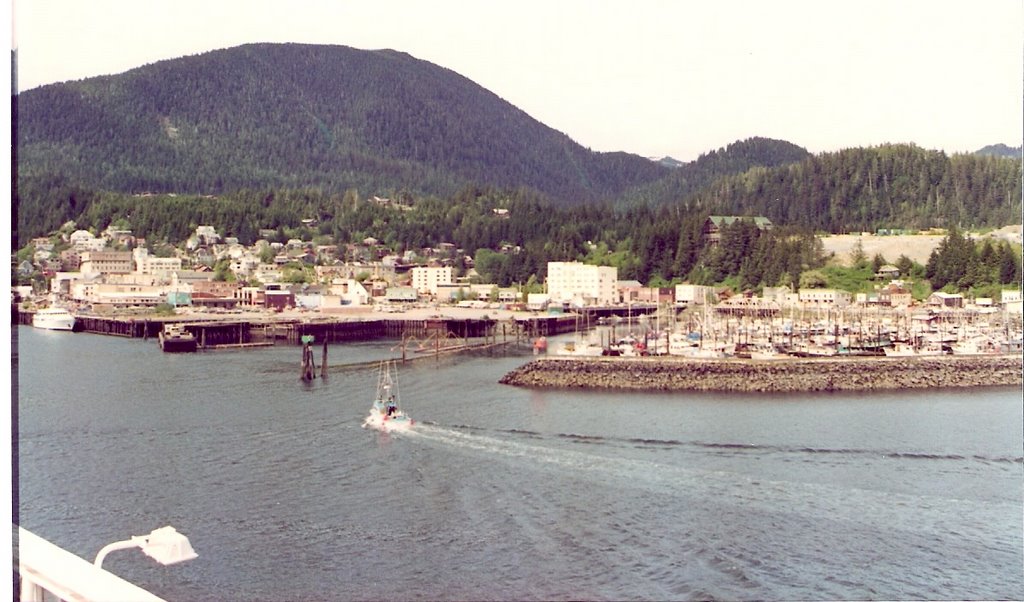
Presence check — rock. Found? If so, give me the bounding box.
[498,355,1023,393]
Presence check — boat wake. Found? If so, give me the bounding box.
[406,422,1023,471]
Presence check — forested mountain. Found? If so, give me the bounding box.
[16,43,668,204]
[975,144,1021,158]
[14,43,1020,247]
[686,144,1021,232]
[622,137,812,206]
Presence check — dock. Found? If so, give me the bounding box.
[14,308,583,349]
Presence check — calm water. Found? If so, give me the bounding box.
[14,325,1024,601]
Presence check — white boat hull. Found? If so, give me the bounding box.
[363,361,414,433]
[32,309,75,331]
[363,408,414,433]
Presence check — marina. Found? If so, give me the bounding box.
[14,302,1023,359]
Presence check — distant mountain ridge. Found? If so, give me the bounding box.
[651,156,686,169]
[16,43,671,204]
[13,43,1019,242]
[975,144,1022,158]
[623,138,812,206]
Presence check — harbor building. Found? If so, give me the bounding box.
[546,261,617,306]
[798,288,853,308]
[675,284,716,307]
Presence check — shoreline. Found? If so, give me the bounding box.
[499,355,1024,393]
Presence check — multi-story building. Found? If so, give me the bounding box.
[133,248,182,279]
[79,251,132,275]
[546,261,617,306]
[60,250,82,271]
[411,266,453,295]
[879,283,912,307]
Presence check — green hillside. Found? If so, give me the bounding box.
[15,43,668,203]
[688,144,1021,232]
[14,43,1021,245]
[622,137,812,206]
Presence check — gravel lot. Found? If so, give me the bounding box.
[820,226,1021,266]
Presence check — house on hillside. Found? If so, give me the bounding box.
[703,216,773,246]
[875,264,901,279]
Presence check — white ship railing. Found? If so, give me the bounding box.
[15,526,167,602]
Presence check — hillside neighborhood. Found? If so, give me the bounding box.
[14,218,1023,320]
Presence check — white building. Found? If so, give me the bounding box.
[527,293,550,311]
[798,288,852,308]
[675,284,716,307]
[411,266,453,295]
[229,252,261,277]
[133,248,182,279]
[70,281,167,307]
[546,261,617,306]
[323,279,370,309]
[69,230,107,252]
[1002,290,1023,315]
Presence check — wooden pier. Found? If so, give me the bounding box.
[15,309,582,349]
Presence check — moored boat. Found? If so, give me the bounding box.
[749,346,784,361]
[32,307,76,331]
[883,342,944,357]
[159,324,198,352]
[556,338,605,357]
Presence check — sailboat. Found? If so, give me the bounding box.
[362,360,414,432]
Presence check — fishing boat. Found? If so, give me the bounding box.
[159,324,198,352]
[32,307,76,331]
[749,345,784,361]
[556,338,605,357]
[883,341,944,357]
[363,360,414,432]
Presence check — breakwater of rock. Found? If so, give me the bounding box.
[499,355,1024,392]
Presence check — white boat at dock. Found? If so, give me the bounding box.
[31,307,76,331]
[950,337,997,355]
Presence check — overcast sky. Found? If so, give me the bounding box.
[10,0,1024,161]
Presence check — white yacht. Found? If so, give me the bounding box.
[32,307,76,331]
